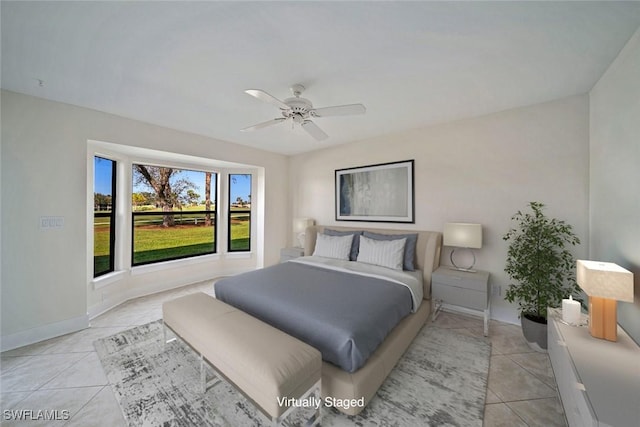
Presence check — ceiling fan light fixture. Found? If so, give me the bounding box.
[242,84,365,141]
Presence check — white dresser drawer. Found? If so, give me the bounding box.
[547,309,635,427]
[549,317,597,427]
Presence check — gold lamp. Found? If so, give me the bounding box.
[576,260,634,342]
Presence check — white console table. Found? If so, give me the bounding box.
[548,308,640,427]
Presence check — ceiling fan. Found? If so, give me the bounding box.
[241,84,366,141]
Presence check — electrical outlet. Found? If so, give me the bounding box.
[492,284,501,296]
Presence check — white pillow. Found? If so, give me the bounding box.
[357,235,407,270]
[312,233,354,260]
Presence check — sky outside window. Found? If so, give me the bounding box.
[93,160,250,204]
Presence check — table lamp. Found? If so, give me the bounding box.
[443,223,482,272]
[293,218,315,248]
[576,260,634,342]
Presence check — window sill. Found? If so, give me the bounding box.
[225,251,253,260]
[92,270,127,290]
[131,253,221,276]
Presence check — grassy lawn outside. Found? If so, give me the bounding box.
[94,213,250,270]
[133,241,215,265]
[94,218,112,276]
[94,255,111,276]
[132,224,215,265]
[229,212,250,251]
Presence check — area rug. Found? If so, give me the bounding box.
[95,320,490,426]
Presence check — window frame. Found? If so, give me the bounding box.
[93,156,117,278]
[227,173,252,252]
[130,164,218,267]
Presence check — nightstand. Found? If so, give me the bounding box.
[280,247,305,263]
[431,267,491,336]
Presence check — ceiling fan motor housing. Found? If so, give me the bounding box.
[282,97,313,122]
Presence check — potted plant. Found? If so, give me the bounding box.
[503,202,581,351]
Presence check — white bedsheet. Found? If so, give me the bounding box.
[290,255,423,312]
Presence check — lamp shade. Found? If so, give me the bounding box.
[293,218,315,233]
[443,223,482,249]
[576,260,634,302]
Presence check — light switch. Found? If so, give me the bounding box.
[40,216,64,229]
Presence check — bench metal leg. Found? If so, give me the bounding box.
[166,321,321,427]
[272,380,322,427]
[163,321,167,347]
[200,354,222,394]
[200,354,206,393]
[163,321,177,350]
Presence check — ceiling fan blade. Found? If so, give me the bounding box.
[311,103,366,117]
[241,118,286,132]
[244,89,290,110]
[301,120,329,141]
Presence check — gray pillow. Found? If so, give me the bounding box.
[362,231,418,271]
[324,229,363,261]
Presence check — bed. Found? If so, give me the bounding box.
[214,225,442,415]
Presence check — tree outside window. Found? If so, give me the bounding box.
[131,164,217,266]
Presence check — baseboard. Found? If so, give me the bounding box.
[0,314,89,352]
[2,268,253,352]
[439,303,519,326]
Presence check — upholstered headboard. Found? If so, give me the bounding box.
[304,225,442,300]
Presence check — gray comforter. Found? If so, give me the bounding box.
[214,257,415,373]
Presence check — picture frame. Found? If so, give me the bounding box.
[335,159,414,223]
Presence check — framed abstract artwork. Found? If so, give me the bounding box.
[335,159,414,223]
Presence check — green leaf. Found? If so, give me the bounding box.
[503,202,581,319]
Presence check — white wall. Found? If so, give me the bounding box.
[290,95,590,324]
[589,27,640,344]
[1,90,289,350]
[0,88,596,346]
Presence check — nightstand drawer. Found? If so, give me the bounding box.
[433,283,487,311]
[432,270,489,292]
[431,267,491,336]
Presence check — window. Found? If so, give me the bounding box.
[228,174,251,252]
[131,164,217,266]
[94,156,116,277]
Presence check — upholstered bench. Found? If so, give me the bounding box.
[162,292,322,426]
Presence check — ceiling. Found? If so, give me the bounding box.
[3,1,640,156]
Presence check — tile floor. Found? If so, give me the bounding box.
[0,281,567,426]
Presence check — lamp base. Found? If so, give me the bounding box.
[449,248,476,272]
[588,296,618,342]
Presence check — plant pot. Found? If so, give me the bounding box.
[521,313,547,352]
